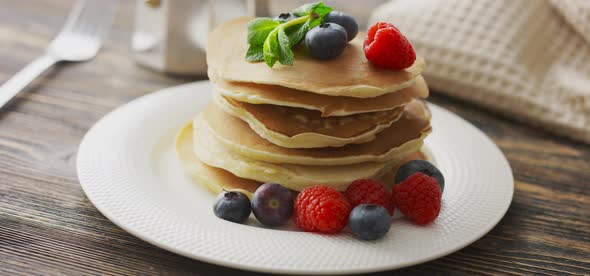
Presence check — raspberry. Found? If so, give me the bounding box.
[393,172,441,225]
[364,22,416,70]
[345,179,394,215]
[293,186,352,233]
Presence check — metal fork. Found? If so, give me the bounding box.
[0,0,118,109]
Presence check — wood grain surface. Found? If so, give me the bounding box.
[1,1,589,275]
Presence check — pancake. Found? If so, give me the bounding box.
[175,123,261,197]
[207,17,426,98]
[200,100,431,165]
[177,122,429,197]
[210,73,429,116]
[192,114,401,191]
[213,93,405,148]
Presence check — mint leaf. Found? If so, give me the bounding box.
[286,18,310,46]
[309,3,332,28]
[247,18,280,46]
[309,18,322,29]
[277,27,294,65]
[263,30,279,67]
[292,2,322,17]
[245,2,333,67]
[312,3,332,18]
[293,2,332,18]
[245,45,264,62]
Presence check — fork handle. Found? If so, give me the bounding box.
[0,55,58,109]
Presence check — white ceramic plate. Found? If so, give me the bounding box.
[77,81,513,275]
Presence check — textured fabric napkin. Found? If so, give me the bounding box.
[370,0,590,143]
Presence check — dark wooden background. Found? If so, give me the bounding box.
[1,0,589,275]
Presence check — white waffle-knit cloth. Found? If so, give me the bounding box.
[370,0,590,143]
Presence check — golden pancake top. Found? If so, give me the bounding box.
[210,73,429,116]
[207,17,426,98]
[202,99,431,163]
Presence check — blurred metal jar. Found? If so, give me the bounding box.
[132,0,269,75]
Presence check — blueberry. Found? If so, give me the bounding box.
[395,160,445,191]
[325,11,358,41]
[305,23,348,60]
[213,191,251,223]
[349,204,391,241]
[251,183,294,227]
[273,13,297,23]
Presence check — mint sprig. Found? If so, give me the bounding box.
[245,2,333,67]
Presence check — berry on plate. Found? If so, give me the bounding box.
[305,23,348,60]
[349,204,392,241]
[325,11,358,41]
[393,173,442,225]
[294,185,352,233]
[364,22,416,70]
[345,179,394,215]
[395,160,445,192]
[213,191,252,223]
[251,183,294,227]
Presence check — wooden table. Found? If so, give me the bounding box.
[1,1,588,275]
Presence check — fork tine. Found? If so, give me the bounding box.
[75,0,118,40]
[58,0,86,34]
[93,1,118,40]
[47,0,118,60]
[71,0,103,36]
[85,0,117,38]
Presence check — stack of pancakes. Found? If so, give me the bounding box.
[177,18,431,196]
